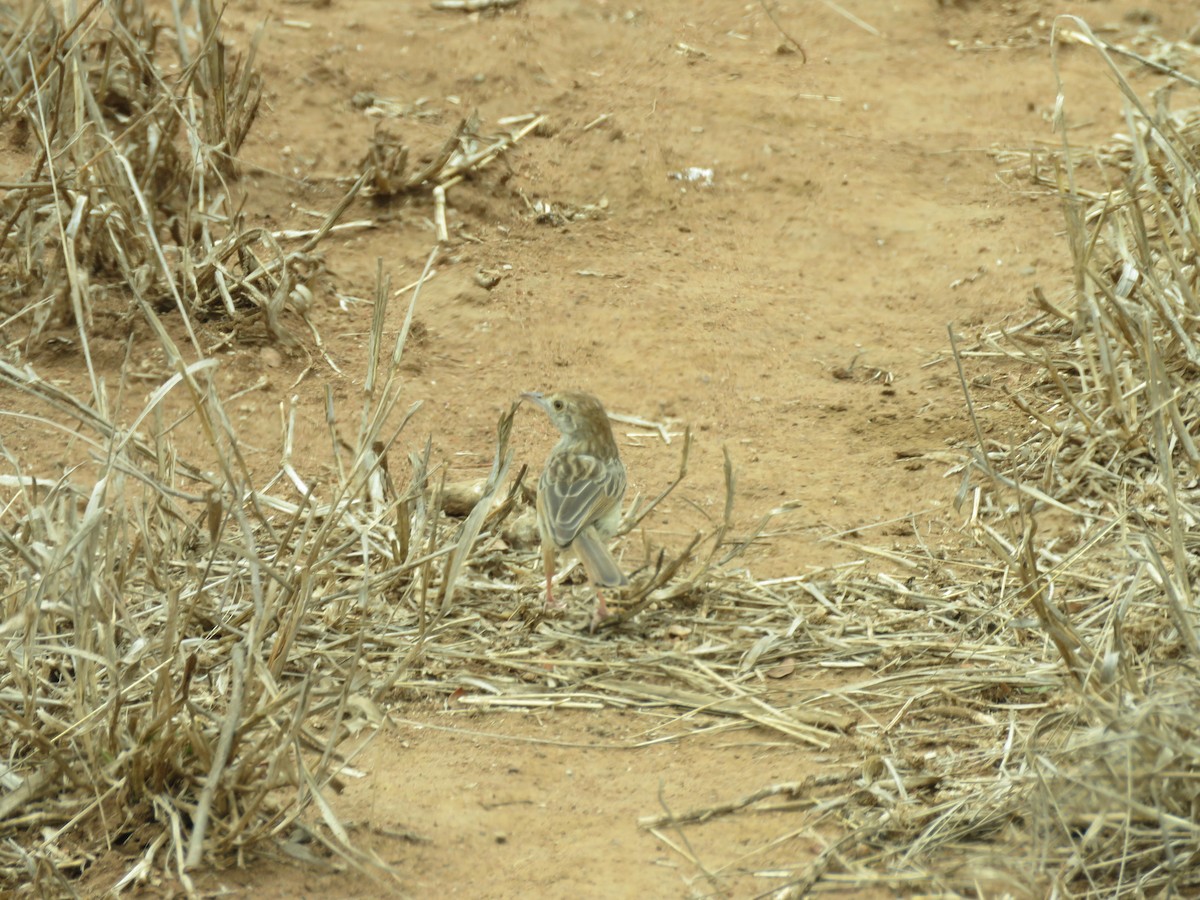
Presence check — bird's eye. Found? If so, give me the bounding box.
[552,399,564,411]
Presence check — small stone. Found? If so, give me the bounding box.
[439,480,486,517]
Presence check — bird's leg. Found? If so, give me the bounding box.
[590,589,611,630]
[542,543,560,609]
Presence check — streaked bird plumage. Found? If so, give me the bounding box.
[523,390,628,624]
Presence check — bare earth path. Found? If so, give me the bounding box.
[60,0,1196,896]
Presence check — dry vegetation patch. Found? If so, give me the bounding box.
[2,4,1200,898]
[695,18,1200,897]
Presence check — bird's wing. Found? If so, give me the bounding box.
[538,452,625,547]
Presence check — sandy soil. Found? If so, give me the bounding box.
[27,0,1199,895]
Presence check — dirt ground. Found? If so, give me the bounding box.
[29,0,1199,895]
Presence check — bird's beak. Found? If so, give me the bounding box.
[521,391,547,410]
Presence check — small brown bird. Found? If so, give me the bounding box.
[523,390,628,624]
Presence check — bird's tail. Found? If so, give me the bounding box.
[574,527,628,588]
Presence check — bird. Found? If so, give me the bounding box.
[522,390,628,625]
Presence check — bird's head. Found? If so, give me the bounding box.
[522,390,618,454]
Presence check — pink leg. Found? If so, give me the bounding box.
[542,544,560,609]
[590,590,611,630]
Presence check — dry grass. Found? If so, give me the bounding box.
[0,1,585,893]
[2,5,1199,898]
[0,0,298,353]
[954,18,1200,894]
[657,17,1200,897]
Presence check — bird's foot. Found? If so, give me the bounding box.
[588,593,613,633]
